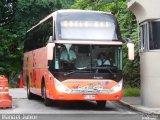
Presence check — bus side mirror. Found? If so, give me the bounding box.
[124,38,134,61]
[47,41,55,60]
[127,42,134,60]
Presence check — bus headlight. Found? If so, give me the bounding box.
[54,78,72,94]
[109,80,123,94]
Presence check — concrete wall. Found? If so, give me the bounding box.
[140,51,160,107]
[128,0,160,23]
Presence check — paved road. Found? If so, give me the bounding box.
[0,89,143,120]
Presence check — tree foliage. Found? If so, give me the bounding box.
[0,27,21,77]
[0,0,74,79]
[0,0,17,26]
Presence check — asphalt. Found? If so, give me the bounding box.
[7,88,160,115]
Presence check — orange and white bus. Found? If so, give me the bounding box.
[23,9,134,107]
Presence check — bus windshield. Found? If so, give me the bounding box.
[56,12,121,40]
[54,44,122,73]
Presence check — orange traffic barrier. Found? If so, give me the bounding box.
[18,75,23,88]
[0,75,12,108]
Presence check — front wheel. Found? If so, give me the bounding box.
[96,101,106,108]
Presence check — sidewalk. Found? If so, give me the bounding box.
[9,88,27,99]
[121,97,160,115]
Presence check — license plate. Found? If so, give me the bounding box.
[84,95,96,99]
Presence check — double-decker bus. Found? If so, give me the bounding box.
[23,9,134,107]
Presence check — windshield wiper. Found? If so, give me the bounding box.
[64,67,87,76]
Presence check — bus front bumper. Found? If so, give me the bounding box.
[53,90,122,101]
[53,78,123,101]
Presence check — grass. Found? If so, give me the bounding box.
[123,87,140,97]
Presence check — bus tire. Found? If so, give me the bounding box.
[41,82,52,106]
[27,79,35,100]
[96,101,106,108]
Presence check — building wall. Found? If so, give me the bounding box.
[140,51,160,107]
[128,0,160,23]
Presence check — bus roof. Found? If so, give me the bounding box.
[55,9,111,14]
[27,9,112,32]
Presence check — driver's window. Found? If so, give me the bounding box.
[97,52,111,66]
[94,46,113,67]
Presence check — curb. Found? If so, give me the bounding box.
[119,100,160,115]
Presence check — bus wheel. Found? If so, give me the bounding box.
[42,82,51,106]
[96,101,106,108]
[27,80,34,100]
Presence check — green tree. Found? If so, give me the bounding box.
[0,0,74,81]
[0,27,21,77]
[60,0,75,8]
[0,0,17,26]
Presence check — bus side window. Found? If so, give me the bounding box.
[24,17,53,53]
[37,18,53,48]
